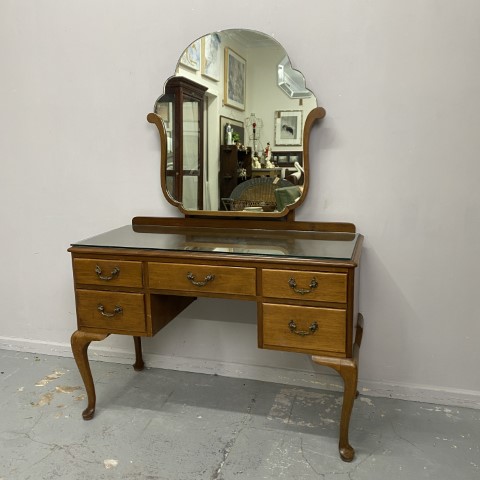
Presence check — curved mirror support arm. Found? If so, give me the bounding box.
[291,106,326,212]
[147,113,178,208]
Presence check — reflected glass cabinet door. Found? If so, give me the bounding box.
[157,77,207,210]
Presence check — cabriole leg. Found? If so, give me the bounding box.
[71,330,109,420]
[312,314,364,462]
[337,360,358,461]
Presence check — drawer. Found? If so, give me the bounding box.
[262,303,346,355]
[149,262,256,296]
[76,289,146,333]
[73,259,143,288]
[262,269,347,303]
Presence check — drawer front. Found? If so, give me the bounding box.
[262,269,347,303]
[262,303,346,355]
[73,259,143,288]
[149,262,256,296]
[76,289,146,333]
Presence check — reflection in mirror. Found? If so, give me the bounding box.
[155,77,207,210]
[153,29,318,215]
[277,56,312,99]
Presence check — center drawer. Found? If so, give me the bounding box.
[148,262,256,296]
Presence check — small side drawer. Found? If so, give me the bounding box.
[262,269,347,303]
[73,259,143,288]
[262,303,346,355]
[76,289,146,333]
[149,262,256,296]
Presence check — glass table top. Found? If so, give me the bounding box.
[72,225,359,261]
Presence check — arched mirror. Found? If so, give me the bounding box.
[148,29,325,217]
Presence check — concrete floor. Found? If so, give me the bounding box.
[0,349,479,480]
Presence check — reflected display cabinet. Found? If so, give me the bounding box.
[219,144,252,209]
[156,76,207,210]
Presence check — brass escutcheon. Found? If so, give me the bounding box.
[95,265,120,281]
[97,304,123,317]
[186,272,215,287]
[288,320,318,336]
[288,276,318,295]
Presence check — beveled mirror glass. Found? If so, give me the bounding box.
[148,29,324,217]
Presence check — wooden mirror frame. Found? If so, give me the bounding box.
[147,29,326,219]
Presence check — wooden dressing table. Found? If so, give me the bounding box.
[69,28,365,461]
[69,216,363,461]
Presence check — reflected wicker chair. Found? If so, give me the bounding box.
[221,177,296,212]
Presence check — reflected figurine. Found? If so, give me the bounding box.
[264,142,271,161]
[264,142,274,168]
[252,152,261,169]
[225,123,233,145]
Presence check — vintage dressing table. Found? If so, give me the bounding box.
[69,29,364,462]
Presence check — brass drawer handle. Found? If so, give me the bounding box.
[97,304,123,317]
[288,277,318,295]
[186,272,215,287]
[288,320,318,336]
[95,265,120,281]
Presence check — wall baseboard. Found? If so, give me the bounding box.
[1,336,478,410]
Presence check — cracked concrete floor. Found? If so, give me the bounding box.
[0,349,479,479]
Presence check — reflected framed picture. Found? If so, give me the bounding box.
[220,116,244,145]
[274,110,303,146]
[202,33,221,81]
[180,39,201,71]
[224,48,246,111]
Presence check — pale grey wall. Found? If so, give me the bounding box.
[1,0,479,406]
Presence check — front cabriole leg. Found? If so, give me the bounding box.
[336,358,358,461]
[71,330,109,420]
[312,314,364,461]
